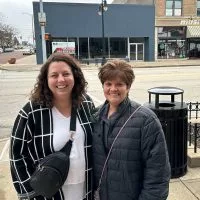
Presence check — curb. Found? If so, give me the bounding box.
[188,144,200,168]
[0,61,200,72]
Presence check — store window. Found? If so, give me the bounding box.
[109,38,127,58]
[188,38,200,58]
[197,0,200,16]
[166,0,182,16]
[89,38,108,58]
[158,27,185,38]
[79,38,88,59]
[157,27,186,59]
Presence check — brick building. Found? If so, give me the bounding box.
[113,0,200,59]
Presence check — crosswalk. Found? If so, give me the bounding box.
[0,138,10,162]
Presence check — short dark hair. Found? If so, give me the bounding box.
[30,52,87,107]
[98,60,135,88]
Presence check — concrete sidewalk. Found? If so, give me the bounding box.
[1,55,200,200]
[1,137,200,200]
[0,139,17,200]
[0,54,200,71]
[0,54,41,71]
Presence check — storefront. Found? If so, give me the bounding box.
[33,2,155,64]
[156,18,200,59]
[184,20,200,58]
[157,26,186,59]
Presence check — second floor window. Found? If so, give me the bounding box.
[197,0,200,16]
[166,0,182,16]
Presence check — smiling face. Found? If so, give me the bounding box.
[47,61,74,101]
[103,78,130,108]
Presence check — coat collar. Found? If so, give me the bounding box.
[92,97,131,122]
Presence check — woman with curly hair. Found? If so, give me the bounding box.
[10,53,94,200]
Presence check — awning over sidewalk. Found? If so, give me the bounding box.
[187,26,200,38]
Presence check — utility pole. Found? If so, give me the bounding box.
[22,12,35,47]
[38,0,47,63]
[98,0,108,66]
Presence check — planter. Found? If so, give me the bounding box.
[8,58,16,64]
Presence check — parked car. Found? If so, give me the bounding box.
[22,48,34,55]
[4,47,14,52]
[0,47,3,53]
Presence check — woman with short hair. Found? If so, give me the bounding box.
[92,60,171,200]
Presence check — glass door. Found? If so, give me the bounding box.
[130,44,136,60]
[129,43,144,61]
[137,43,144,60]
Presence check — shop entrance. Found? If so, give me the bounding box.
[129,43,144,61]
[187,38,200,58]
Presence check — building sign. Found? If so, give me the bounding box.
[52,42,75,54]
[38,12,46,26]
[180,19,200,26]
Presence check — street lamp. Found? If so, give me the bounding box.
[38,0,47,63]
[22,12,35,47]
[98,0,108,66]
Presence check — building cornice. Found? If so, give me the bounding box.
[156,16,200,26]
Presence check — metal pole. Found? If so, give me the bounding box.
[31,14,35,47]
[101,0,106,66]
[40,0,47,63]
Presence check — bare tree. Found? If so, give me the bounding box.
[0,12,18,48]
[13,36,19,46]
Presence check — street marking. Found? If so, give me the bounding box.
[0,137,10,142]
[0,139,10,161]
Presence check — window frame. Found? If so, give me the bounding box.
[165,0,182,16]
[197,0,200,16]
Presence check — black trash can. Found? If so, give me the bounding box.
[144,86,188,178]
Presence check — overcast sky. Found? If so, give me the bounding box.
[0,0,113,44]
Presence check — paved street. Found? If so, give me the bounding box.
[0,55,200,199]
[85,65,200,106]
[0,51,26,64]
[1,64,200,139]
[0,69,38,138]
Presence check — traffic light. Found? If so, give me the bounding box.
[44,33,52,41]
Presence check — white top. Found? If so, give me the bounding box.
[52,107,86,200]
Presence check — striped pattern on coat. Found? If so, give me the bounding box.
[10,94,94,200]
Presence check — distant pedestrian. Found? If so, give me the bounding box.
[92,59,171,200]
[10,52,94,200]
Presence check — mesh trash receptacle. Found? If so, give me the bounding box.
[144,86,188,178]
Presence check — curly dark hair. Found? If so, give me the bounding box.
[30,52,87,108]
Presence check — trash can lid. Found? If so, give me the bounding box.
[148,86,184,95]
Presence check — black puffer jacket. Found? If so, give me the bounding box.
[92,98,171,200]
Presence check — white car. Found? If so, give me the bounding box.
[0,47,3,53]
[4,47,14,52]
[22,48,34,55]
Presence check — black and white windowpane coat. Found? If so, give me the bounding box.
[10,94,94,200]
